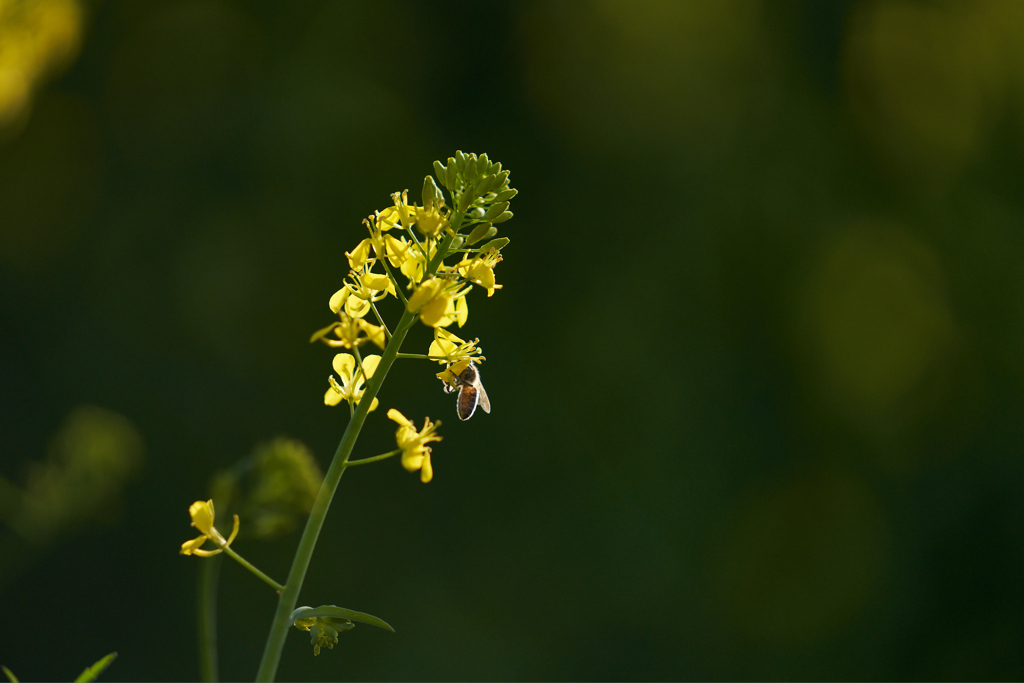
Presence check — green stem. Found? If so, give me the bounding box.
[255,308,419,681]
[346,448,401,466]
[197,555,222,682]
[223,546,284,593]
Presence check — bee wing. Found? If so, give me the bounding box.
[476,381,490,414]
[456,385,480,421]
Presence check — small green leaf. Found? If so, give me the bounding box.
[74,652,117,683]
[2,666,19,683]
[291,605,395,632]
[491,210,513,224]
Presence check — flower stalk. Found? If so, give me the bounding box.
[180,152,515,679]
[254,307,418,681]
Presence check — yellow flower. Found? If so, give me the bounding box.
[362,215,414,272]
[325,353,381,411]
[428,327,484,365]
[180,500,239,557]
[379,190,418,231]
[386,409,442,483]
[310,313,385,350]
[397,242,427,283]
[456,248,503,297]
[407,277,471,327]
[414,203,448,238]
[377,189,449,238]
[329,265,395,319]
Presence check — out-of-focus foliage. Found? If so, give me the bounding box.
[2,405,142,546]
[210,437,323,540]
[0,0,1022,681]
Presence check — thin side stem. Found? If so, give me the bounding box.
[223,546,285,593]
[346,448,402,466]
[369,301,393,336]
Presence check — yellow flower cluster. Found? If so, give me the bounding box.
[312,151,516,480]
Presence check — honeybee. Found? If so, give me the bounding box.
[440,361,491,421]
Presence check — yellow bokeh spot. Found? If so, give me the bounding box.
[0,0,84,128]
[797,223,954,419]
[842,0,1024,174]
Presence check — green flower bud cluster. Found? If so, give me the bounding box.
[431,151,517,247]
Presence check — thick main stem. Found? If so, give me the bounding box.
[255,309,418,681]
[255,224,459,681]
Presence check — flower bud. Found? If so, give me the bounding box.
[483,201,510,221]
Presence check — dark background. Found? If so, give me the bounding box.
[2,0,1023,680]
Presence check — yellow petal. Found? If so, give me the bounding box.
[224,514,240,546]
[419,296,453,327]
[189,500,216,534]
[407,278,444,312]
[331,353,355,380]
[454,295,468,327]
[376,206,401,230]
[468,263,495,289]
[345,296,371,318]
[387,408,414,429]
[329,288,349,314]
[420,453,433,483]
[359,355,382,379]
[402,449,425,472]
[361,272,391,292]
[346,239,373,270]
[180,534,208,555]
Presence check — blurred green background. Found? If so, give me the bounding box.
[2,0,1023,680]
